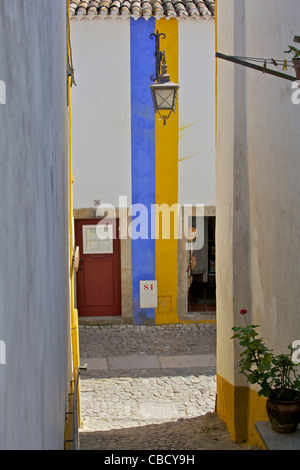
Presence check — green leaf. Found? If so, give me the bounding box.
[248,374,257,384]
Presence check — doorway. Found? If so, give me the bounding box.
[189,216,216,313]
[75,218,121,317]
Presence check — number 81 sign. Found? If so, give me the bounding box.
[140,281,158,308]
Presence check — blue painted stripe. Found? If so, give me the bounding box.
[130,17,156,325]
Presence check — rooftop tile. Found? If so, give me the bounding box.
[70,0,215,19]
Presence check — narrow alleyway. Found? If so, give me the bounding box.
[78,323,255,450]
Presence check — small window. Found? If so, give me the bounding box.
[82,224,114,254]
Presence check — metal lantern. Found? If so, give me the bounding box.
[149,31,179,125]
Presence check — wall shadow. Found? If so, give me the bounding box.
[79,412,254,451]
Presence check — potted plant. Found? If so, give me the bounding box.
[284,45,300,79]
[231,309,300,433]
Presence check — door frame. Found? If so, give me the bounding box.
[74,210,134,323]
[75,218,121,317]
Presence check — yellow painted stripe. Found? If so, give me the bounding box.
[155,18,179,325]
[65,0,80,448]
[216,374,267,448]
[67,0,81,440]
[67,1,79,381]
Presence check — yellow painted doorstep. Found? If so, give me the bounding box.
[216,374,268,449]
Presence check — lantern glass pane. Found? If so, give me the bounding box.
[154,88,175,110]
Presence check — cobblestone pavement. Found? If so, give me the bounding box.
[78,323,256,450]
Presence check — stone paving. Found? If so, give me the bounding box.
[78,323,257,450]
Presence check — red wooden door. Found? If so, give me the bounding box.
[75,219,121,316]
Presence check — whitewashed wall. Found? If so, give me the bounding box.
[71,18,132,209]
[178,19,215,207]
[0,0,70,449]
[216,0,300,384]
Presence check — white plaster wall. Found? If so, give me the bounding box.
[244,0,300,352]
[71,18,132,209]
[216,0,300,384]
[0,0,70,449]
[216,0,243,385]
[178,19,216,207]
[71,17,215,210]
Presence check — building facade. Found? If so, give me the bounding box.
[70,0,216,325]
[216,0,300,448]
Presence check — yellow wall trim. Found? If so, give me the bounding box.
[155,18,179,325]
[216,374,268,449]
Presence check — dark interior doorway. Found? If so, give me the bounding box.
[189,216,216,313]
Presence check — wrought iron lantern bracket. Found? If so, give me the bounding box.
[150,31,166,82]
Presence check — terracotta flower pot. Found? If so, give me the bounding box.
[292,58,300,79]
[266,394,300,433]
